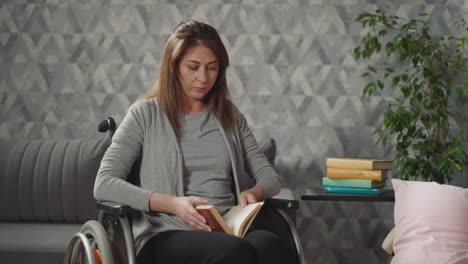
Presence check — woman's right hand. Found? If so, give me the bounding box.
[171,196,212,231]
[149,192,211,231]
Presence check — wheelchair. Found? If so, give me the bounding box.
[64,117,305,264]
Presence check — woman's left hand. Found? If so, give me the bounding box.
[238,186,264,207]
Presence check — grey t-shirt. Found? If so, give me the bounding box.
[179,110,236,214]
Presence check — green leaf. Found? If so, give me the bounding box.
[385,42,395,55]
[392,76,401,86]
[363,82,376,96]
[461,71,468,82]
[423,67,432,78]
[377,80,384,89]
[368,65,377,73]
[417,92,423,102]
[401,23,409,31]
[355,13,371,22]
[459,38,466,48]
[378,29,387,36]
[457,87,467,104]
[354,47,361,59]
[400,52,408,61]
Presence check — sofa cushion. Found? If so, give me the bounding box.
[0,222,81,263]
[0,222,80,251]
[391,179,468,264]
[0,138,110,223]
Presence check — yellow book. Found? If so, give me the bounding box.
[327,167,387,181]
[326,158,392,170]
[196,202,264,238]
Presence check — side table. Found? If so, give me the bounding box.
[301,187,395,263]
[301,188,394,202]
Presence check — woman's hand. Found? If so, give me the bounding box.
[171,196,212,231]
[149,193,211,231]
[238,186,264,207]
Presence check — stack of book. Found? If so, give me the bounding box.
[323,158,392,195]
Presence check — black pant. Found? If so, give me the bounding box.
[137,229,291,264]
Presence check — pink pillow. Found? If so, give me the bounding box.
[391,179,468,264]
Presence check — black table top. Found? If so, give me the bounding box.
[301,188,395,202]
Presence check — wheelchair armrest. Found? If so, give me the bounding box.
[266,188,299,210]
[255,187,305,264]
[267,198,299,210]
[96,200,137,216]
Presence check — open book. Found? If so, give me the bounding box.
[196,201,264,238]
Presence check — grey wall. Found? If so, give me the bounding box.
[1,0,466,263]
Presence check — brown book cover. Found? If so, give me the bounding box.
[326,158,392,170]
[196,202,264,238]
[327,167,387,181]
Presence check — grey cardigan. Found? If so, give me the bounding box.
[94,98,281,252]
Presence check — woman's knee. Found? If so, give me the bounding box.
[245,230,292,263]
[207,236,257,264]
[247,230,285,249]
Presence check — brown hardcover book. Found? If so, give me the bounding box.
[196,202,264,238]
[326,158,392,170]
[327,167,387,181]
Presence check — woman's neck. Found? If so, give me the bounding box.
[182,100,206,114]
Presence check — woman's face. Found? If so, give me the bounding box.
[178,45,219,105]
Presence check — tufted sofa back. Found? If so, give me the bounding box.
[0,138,109,223]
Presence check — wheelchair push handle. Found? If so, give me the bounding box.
[98,117,117,134]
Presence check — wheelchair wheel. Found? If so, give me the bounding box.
[64,220,112,264]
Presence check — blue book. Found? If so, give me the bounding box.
[322,177,386,188]
[323,185,384,196]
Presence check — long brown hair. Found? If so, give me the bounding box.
[143,20,236,137]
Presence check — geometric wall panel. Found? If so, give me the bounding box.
[1,1,466,263]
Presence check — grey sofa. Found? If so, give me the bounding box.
[0,138,110,263]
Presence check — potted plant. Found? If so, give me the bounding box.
[353,9,467,184]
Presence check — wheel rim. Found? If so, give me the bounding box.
[73,235,102,264]
[79,220,112,264]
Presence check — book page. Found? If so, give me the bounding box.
[223,202,263,237]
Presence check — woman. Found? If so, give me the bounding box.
[94,20,290,264]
